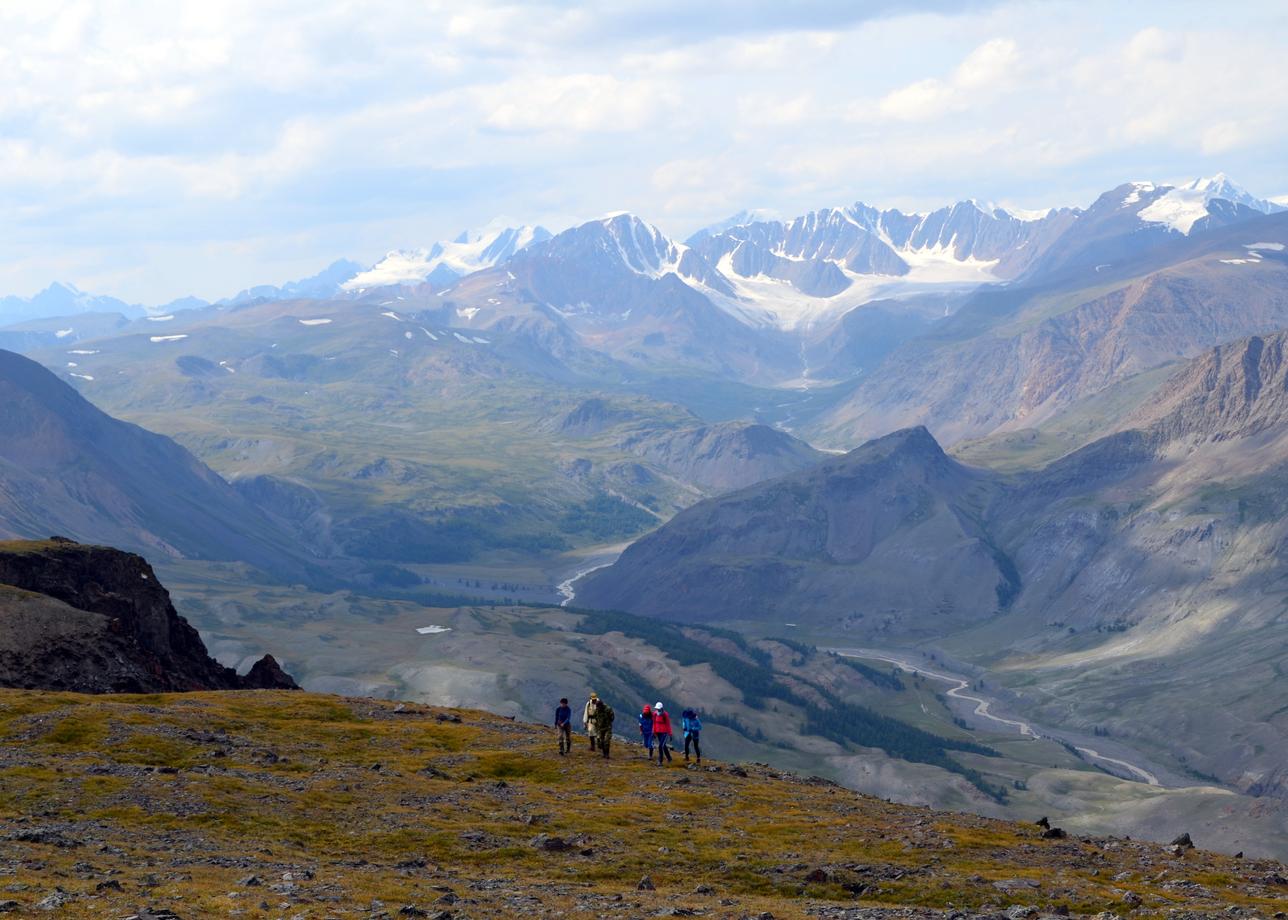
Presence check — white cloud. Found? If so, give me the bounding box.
[479,74,676,134]
[1201,120,1256,156]
[879,37,1019,121]
[1124,25,1182,64]
[879,78,955,121]
[953,37,1019,89]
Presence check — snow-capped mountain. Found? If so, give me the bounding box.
[342,223,551,292]
[497,213,735,307]
[435,176,1282,340]
[5,174,1281,348]
[684,200,1076,328]
[1136,173,1285,235]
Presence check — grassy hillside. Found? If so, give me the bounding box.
[1,690,1282,918]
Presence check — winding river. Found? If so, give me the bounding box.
[834,648,1162,786]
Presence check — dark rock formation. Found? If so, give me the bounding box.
[0,538,297,693]
[240,653,299,690]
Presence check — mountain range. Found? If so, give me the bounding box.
[8,174,1280,337]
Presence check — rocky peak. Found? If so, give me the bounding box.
[241,653,300,690]
[839,425,950,469]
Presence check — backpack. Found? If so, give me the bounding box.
[602,704,615,728]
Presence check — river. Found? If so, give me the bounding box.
[833,648,1163,786]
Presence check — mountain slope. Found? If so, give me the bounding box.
[0,348,304,572]
[577,427,1013,630]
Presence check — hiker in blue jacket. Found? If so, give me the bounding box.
[554,697,573,755]
[681,707,702,764]
[638,704,655,760]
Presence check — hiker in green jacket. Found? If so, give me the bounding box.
[589,698,615,758]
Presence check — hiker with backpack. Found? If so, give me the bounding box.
[639,704,655,760]
[589,696,615,758]
[555,697,573,755]
[651,701,674,765]
[681,708,702,764]
[582,692,601,751]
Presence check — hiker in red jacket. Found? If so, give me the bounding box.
[651,701,674,765]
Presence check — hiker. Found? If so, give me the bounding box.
[638,704,655,760]
[582,692,601,751]
[652,701,673,765]
[590,697,615,758]
[555,697,573,755]
[681,707,702,764]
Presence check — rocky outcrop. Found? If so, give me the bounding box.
[1127,331,1288,442]
[240,653,299,690]
[0,538,297,693]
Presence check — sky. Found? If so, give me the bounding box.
[3,0,1286,305]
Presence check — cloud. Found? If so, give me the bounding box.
[879,37,1019,121]
[479,74,677,134]
[954,37,1019,89]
